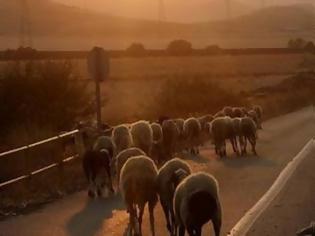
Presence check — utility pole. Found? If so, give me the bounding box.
[19,0,32,47]
[158,0,166,23]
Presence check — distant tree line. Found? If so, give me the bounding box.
[288,38,315,51]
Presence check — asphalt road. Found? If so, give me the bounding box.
[0,107,314,236]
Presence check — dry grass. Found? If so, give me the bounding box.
[1,54,314,219]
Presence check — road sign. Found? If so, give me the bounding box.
[87,47,109,82]
[87,47,110,130]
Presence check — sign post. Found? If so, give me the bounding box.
[87,47,110,131]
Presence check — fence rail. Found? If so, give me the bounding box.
[0,129,80,189]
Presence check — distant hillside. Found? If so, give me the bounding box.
[1,1,315,49]
[54,0,253,23]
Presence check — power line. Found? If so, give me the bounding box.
[19,0,33,48]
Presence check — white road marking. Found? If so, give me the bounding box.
[228,139,315,236]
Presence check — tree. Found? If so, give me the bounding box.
[0,61,92,137]
[126,43,146,56]
[167,40,193,55]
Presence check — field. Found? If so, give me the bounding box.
[69,53,309,123]
[1,52,315,218]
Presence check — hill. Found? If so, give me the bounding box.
[1,1,315,49]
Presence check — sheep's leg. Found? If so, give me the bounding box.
[239,136,244,156]
[88,172,97,198]
[195,227,202,236]
[230,138,240,156]
[249,135,257,155]
[212,212,222,236]
[170,206,176,235]
[242,137,248,155]
[161,202,171,233]
[138,203,145,236]
[178,225,185,236]
[148,200,156,236]
[128,205,136,236]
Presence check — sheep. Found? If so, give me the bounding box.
[93,136,115,159]
[156,158,192,235]
[211,116,240,158]
[82,149,114,198]
[183,118,202,155]
[253,105,263,129]
[214,110,225,119]
[151,122,163,144]
[232,107,245,118]
[173,172,222,236]
[223,106,233,117]
[120,155,158,236]
[162,119,180,160]
[173,118,185,152]
[198,115,214,144]
[130,120,153,156]
[115,147,145,184]
[151,122,165,164]
[111,124,133,155]
[248,110,262,129]
[240,117,258,155]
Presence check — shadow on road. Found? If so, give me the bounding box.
[221,155,275,168]
[66,194,125,236]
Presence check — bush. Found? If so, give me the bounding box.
[126,43,146,56]
[205,45,221,54]
[167,39,193,55]
[0,61,92,142]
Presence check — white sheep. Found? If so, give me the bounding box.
[162,119,180,161]
[120,155,158,236]
[211,116,239,158]
[198,115,214,145]
[111,124,133,155]
[156,158,192,234]
[183,118,202,155]
[173,172,222,236]
[151,122,165,164]
[115,147,145,184]
[223,106,233,117]
[130,120,153,156]
[240,117,258,155]
[173,118,185,152]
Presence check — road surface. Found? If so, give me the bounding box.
[0,107,315,236]
[247,139,315,236]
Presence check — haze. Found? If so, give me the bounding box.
[54,0,314,22]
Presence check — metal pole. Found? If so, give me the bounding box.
[95,78,102,131]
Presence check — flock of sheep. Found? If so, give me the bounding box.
[75,105,263,236]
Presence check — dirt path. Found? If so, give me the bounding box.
[0,107,314,236]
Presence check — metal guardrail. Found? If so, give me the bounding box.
[0,129,80,189]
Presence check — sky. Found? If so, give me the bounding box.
[53,0,314,22]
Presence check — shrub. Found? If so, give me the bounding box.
[167,39,193,55]
[126,43,146,56]
[205,45,221,54]
[0,61,92,142]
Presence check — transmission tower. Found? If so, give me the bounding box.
[19,0,33,47]
[158,0,166,22]
[225,0,231,20]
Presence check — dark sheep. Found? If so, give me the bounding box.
[82,149,114,198]
[173,172,222,236]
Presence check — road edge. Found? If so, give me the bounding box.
[228,139,315,236]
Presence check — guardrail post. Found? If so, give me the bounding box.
[23,146,32,190]
[56,136,65,188]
